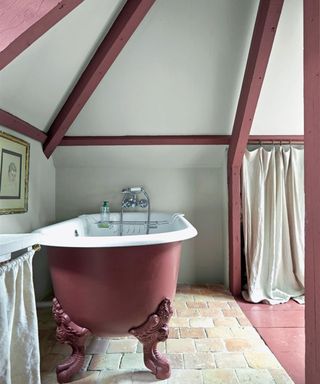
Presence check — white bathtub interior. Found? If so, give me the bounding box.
[33,212,197,248]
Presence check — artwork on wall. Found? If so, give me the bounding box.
[0,132,30,214]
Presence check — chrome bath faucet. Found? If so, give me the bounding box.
[120,187,150,235]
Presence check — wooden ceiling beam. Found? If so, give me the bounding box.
[59,134,304,146]
[43,0,156,158]
[227,0,284,296]
[228,0,284,168]
[0,109,47,143]
[304,0,320,382]
[0,0,84,70]
[60,135,231,146]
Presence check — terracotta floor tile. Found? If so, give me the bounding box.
[202,368,238,384]
[214,317,240,327]
[179,327,206,339]
[120,353,145,370]
[136,341,165,353]
[195,338,225,352]
[198,308,224,317]
[225,338,259,352]
[166,338,196,353]
[89,353,122,370]
[99,370,132,384]
[168,327,180,339]
[189,317,214,328]
[235,368,275,383]
[167,369,202,384]
[269,368,295,384]
[167,353,184,369]
[132,371,167,383]
[169,317,190,327]
[184,351,215,369]
[208,301,231,309]
[38,285,294,384]
[107,339,138,353]
[214,352,248,368]
[186,301,208,309]
[206,326,234,338]
[86,337,110,354]
[176,308,199,317]
[244,351,282,369]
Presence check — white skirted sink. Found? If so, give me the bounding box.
[0,234,40,262]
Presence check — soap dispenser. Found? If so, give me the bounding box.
[100,200,110,226]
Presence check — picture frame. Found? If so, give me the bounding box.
[0,132,30,214]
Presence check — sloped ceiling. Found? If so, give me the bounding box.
[67,0,258,136]
[0,0,303,150]
[0,0,126,131]
[252,0,303,135]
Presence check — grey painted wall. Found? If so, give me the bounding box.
[0,127,56,300]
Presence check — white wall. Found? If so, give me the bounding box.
[252,0,303,135]
[0,127,56,300]
[55,146,228,285]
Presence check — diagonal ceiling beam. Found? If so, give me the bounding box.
[43,0,156,158]
[0,109,47,143]
[227,0,284,296]
[0,0,84,71]
[228,0,284,168]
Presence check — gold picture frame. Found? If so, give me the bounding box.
[0,132,30,214]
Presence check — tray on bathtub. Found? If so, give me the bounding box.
[97,220,168,226]
[82,213,185,236]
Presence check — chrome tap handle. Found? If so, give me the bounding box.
[139,198,148,208]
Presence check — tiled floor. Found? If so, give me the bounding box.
[39,285,294,383]
[237,298,305,384]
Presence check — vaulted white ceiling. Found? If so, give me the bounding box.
[0,0,126,130]
[0,0,303,146]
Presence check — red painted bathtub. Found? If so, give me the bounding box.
[35,212,197,382]
[47,242,181,336]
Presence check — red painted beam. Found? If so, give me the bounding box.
[0,0,83,70]
[60,135,231,146]
[304,1,320,383]
[58,134,303,147]
[43,0,156,158]
[227,0,284,296]
[0,109,47,143]
[248,135,304,143]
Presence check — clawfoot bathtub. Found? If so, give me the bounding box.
[35,212,197,383]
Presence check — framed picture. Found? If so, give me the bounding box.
[0,132,30,214]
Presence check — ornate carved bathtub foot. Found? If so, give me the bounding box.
[52,298,90,384]
[129,298,173,380]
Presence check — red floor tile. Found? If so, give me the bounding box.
[257,327,305,352]
[275,350,305,384]
[244,309,305,328]
[237,298,304,311]
[237,298,305,383]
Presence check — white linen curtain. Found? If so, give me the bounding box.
[242,146,305,304]
[0,250,41,384]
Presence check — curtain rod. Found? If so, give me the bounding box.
[248,140,304,145]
